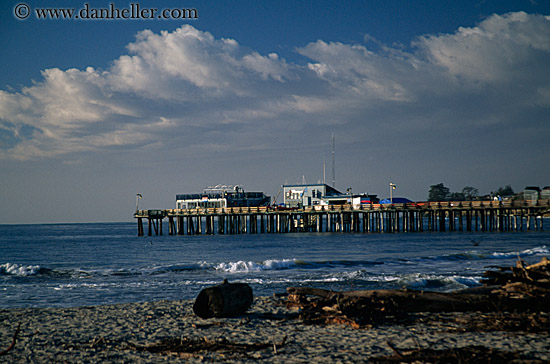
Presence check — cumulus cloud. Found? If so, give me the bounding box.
[416,12,550,83]
[1,13,549,162]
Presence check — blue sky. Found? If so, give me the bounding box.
[1,0,550,223]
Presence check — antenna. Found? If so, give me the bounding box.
[331,133,335,188]
[323,157,326,185]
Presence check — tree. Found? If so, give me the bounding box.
[462,186,479,201]
[449,192,465,201]
[428,183,450,202]
[495,185,514,197]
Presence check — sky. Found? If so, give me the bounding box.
[1,0,549,224]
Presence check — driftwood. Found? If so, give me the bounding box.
[287,286,495,328]
[0,323,21,356]
[287,257,550,328]
[130,335,287,357]
[482,256,550,298]
[193,280,253,319]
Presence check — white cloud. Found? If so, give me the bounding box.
[415,12,550,83]
[1,13,549,163]
[108,25,290,99]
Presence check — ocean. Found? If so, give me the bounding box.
[1,222,549,308]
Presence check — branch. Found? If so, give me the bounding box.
[0,323,21,356]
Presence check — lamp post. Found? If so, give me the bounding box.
[136,193,142,212]
[389,183,396,204]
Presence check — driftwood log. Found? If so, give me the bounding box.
[287,257,550,328]
[193,280,253,319]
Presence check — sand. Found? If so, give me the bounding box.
[1,296,550,363]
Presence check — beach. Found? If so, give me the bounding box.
[2,295,550,363]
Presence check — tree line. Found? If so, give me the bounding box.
[427,183,515,202]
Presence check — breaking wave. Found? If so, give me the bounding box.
[491,246,549,259]
[214,259,383,273]
[411,245,549,264]
[0,263,47,276]
[215,259,298,273]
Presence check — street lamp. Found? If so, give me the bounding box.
[136,193,142,211]
[389,183,396,204]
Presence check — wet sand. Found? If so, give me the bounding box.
[1,296,550,363]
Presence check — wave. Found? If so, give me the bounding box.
[215,259,297,273]
[491,246,549,259]
[0,263,49,276]
[213,259,383,273]
[397,274,481,291]
[409,245,549,265]
[4,245,545,281]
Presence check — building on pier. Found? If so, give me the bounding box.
[523,186,541,202]
[283,183,379,207]
[283,183,342,208]
[176,185,270,209]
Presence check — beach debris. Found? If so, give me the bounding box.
[0,323,21,356]
[369,343,545,364]
[128,335,287,358]
[193,279,253,319]
[287,257,550,329]
[482,256,550,300]
[450,311,550,334]
[286,286,490,328]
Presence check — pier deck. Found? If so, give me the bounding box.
[135,200,550,236]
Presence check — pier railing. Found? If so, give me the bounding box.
[134,199,550,236]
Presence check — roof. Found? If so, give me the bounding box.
[380,197,413,204]
[283,183,342,196]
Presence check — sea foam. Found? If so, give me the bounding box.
[215,259,297,273]
[0,263,42,276]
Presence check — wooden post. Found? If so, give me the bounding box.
[260,214,265,234]
[168,217,175,235]
[152,218,159,235]
[187,216,194,235]
[177,216,183,235]
[205,215,210,235]
[138,218,144,236]
[439,210,446,232]
[395,211,400,232]
[479,210,485,231]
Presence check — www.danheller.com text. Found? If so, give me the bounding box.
[16,2,198,20]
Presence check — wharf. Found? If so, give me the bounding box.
[134,200,550,236]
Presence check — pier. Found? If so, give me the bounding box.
[135,200,550,236]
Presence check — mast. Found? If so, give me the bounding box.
[323,157,326,185]
[331,133,335,188]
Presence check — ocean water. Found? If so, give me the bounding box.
[1,222,549,308]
